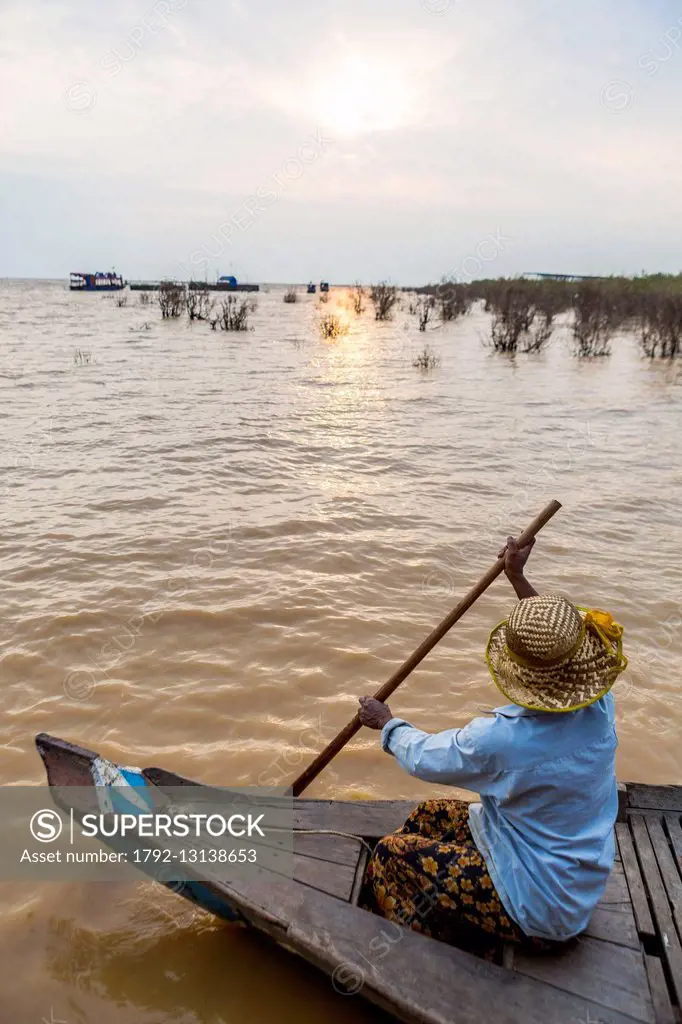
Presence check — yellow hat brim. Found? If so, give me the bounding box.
[485,606,627,713]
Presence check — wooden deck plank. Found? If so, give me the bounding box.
[285,890,652,1024]
[617,822,656,941]
[630,815,682,1005]
[602,862,632,905]
[350,849,369,906]
[291,800,418,837]
[628,785,682,813]
[288,853,357,901]
[292,833,365,868]
[586,903,640,950]
[664,815,682,876]
[237,828,364,870]
[177,859,653,1024]
[125,821,360,903]
[646,817,682,938]
[618,783,628,823]
[644,955,676,1024]
[513,935,654,1022]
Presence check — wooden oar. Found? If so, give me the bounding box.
[291,499,562,796]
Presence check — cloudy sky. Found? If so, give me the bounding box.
[1,0,680,282]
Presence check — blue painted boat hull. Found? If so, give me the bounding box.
[34,733,244,923]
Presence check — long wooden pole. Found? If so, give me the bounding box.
[291,499,562,796]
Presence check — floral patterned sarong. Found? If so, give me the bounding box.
[360,798,560,959]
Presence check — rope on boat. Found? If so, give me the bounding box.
[294,828,374,857]
[268,826,374,857]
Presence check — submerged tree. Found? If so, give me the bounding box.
[186,286,214,322]
[572,283,614,357]
[414,295,436,332]
[318,314,348,339]
[351,282,366,315]
[216,295,253,331]
[158,281,185,319]
[413,345,440,370]
[370,282,398,321]
[515,282,569,352]
[638,292,682,359]
[488,285,537,353]
[436,282,471,322]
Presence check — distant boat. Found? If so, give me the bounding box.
[307,282,316,294]
[211,275,259,292]
[320,281,330,292]
[70,272,125,292]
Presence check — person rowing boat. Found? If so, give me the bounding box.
[357,535,628,954]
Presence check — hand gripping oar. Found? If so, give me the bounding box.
[291,499,562,796]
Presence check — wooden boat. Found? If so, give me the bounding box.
[35,732,680,1023]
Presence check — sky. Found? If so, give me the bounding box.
[0,0,680,283]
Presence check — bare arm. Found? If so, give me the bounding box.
[506,571,538,599]
[498,535,539,599]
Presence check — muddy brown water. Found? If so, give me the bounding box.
[1,279,680,1022]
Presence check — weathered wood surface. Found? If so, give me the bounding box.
[180,841,654,1023]
[646,817,682,936]
[292,832,366,868]
[162,830,363,902]
[644,955,676,1024]
[618,782,628,822]
[665,814,682,874]
[616,822,656,941]
[280,852,357,901]
[513,935,654,1022]
[602,862,630,905]
[585,902,639,950]
[219,873,647,1024]
[627,784,682,813]
[630,814,682,1006]
[291,799,419,836]
[130,814,657,1023]
[244,830,364,870]
[350,848,369,906]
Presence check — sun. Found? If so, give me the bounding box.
[313,53,414,136]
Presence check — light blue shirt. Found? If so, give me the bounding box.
[381,694,618,941]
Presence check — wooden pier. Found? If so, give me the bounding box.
[521,272,613,282]
[128,281,259,292]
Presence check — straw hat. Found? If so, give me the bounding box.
[485,594,627,712]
